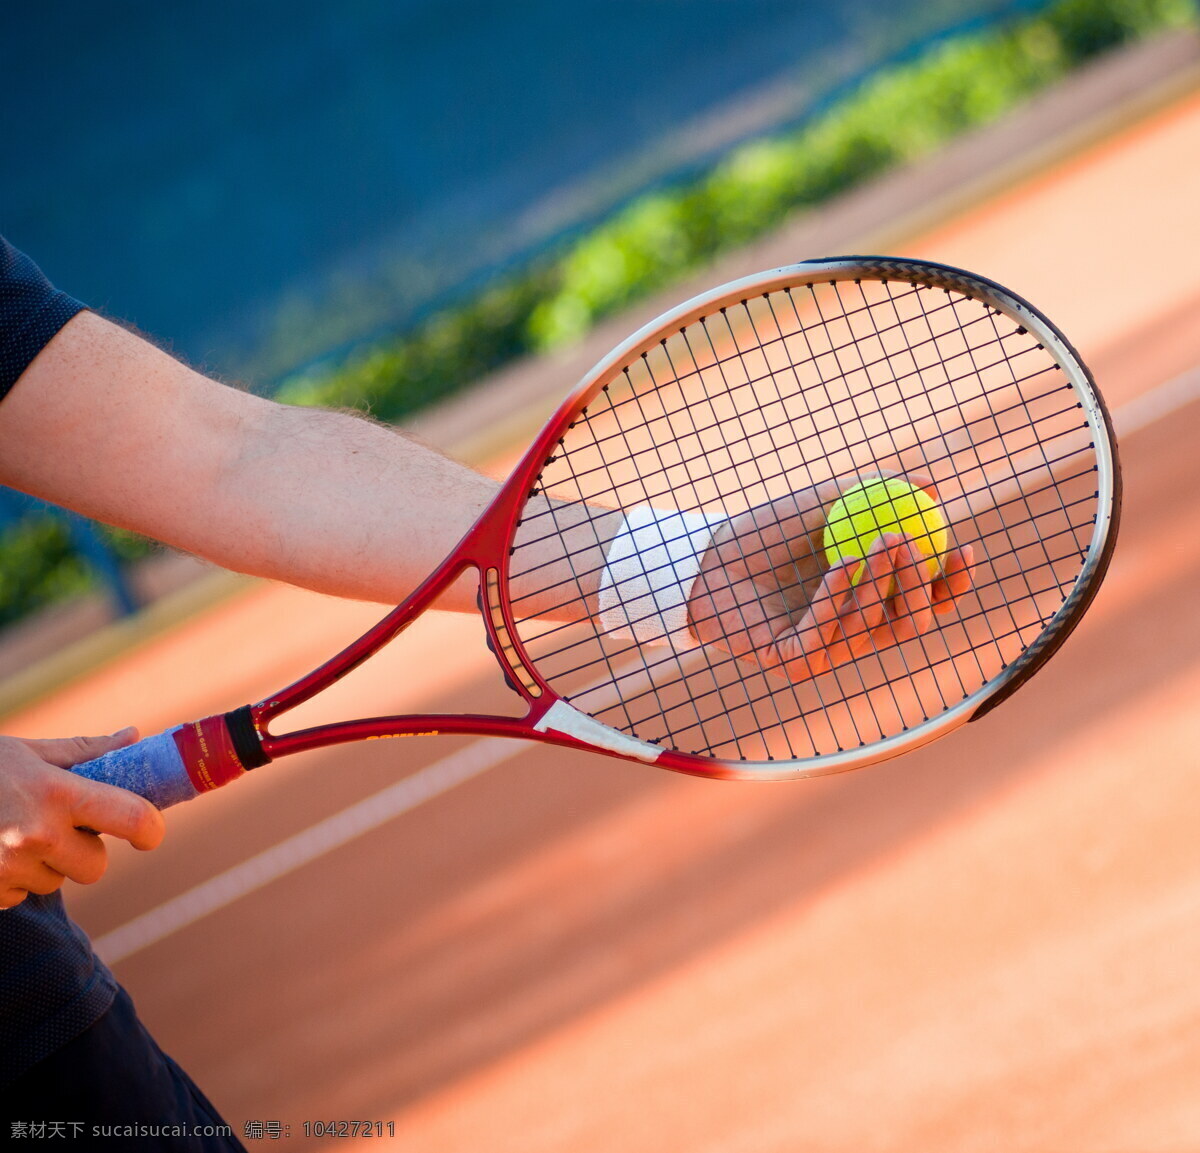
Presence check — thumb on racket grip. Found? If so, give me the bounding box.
[71,728,199,810]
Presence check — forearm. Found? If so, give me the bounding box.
[0,310,617,616]
[181,399,501,610]
[174,403,628,618]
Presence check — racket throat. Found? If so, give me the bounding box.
[479,569,544,701]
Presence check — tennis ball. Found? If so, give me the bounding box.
[823,477,947,581]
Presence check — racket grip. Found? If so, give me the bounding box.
[71,710,265,810]
[71,728,198,810]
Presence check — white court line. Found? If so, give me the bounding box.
[1112,363,1200,436]
[94,363,1200,966]
[94,738,513,964]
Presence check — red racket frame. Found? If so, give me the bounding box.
[169,256,1120,794]
[174,363,694,796]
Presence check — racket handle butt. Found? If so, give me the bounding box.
[72,728,199,810]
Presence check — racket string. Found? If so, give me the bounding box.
[507,345,1072,535]
[506,275,1101,763]
[510,424,1096,663]
[801,282,937,730]
[677,312,812,757]
[526,470,1097,707]
[507,403,1093,635]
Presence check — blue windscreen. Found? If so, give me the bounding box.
[0,1,1050,383]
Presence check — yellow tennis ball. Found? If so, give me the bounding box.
[823,477,947,581]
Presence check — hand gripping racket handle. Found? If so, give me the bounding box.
[70,708,268,810]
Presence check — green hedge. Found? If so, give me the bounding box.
[276,0,1195,417]
[2,0,1195,630]
[0,517,151,631]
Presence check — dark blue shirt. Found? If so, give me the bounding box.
[0,236,115,1084]
[0,239,86,402]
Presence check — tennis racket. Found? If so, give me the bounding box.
[71,256,1121,805]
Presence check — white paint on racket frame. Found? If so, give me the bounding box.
[533,698,664,763]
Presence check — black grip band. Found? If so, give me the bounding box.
[225,705,270,769]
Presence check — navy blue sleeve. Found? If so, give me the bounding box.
[0,236,87,403]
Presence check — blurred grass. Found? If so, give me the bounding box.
[276,0,1196,417]
[0,518,150,630]
[2,0,1195,630]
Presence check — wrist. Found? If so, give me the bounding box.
[597,505,725,650]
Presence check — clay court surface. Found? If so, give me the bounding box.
[9,87,1200,1150]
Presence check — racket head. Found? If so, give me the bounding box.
[489,257,1120,781]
